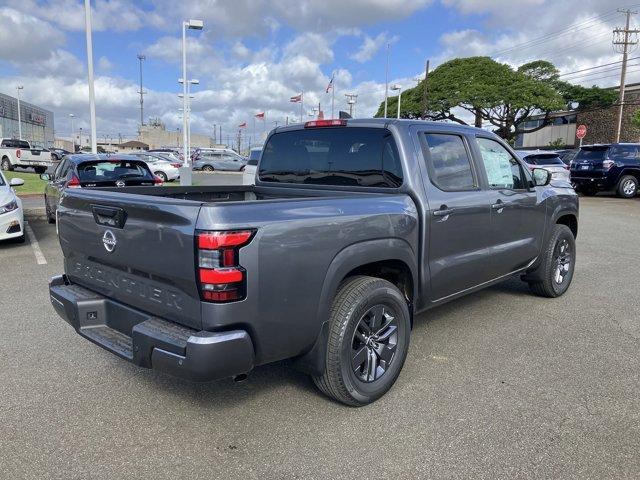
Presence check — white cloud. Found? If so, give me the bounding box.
[0,8,65,61]
[350,32,398,63]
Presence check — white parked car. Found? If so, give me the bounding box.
[130,152,180,182]
[0,171,25,243]
[242,148,261,185]
[0,138,53,174]
[516,150,571,183]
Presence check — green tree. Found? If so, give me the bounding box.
[376,57,616,141]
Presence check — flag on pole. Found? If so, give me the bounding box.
[290,93,302,103]
[238,122,247,128]
[254,112,265,119]
[325,75,334,93]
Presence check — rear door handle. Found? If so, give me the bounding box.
[491,201,505,212]
[433,208,455,217]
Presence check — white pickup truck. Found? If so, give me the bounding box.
[0,138,53,174]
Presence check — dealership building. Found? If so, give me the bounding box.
[0,92,54,148]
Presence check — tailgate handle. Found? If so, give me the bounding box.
[91,205,127,229]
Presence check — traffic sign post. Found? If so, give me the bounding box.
[576,124,587,147]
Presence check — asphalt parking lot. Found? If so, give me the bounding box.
[0,196,638,479]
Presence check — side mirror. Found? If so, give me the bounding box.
[40,173,51,182]
[532,168,551,187]
[10,178,25,187]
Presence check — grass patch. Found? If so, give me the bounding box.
[3,171,46,195]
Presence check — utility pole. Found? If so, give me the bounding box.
[383,43,390,118]
[16,85,23,140]
[345,93,358,117]
[613,9,639,143]
[84,0,97,154]
[422,59,430,119]
[137,54,146,127]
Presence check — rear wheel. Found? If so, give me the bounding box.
[312,276,411,406]
[45,197,55,224]
[1,157,12,171]
[617,175,638,198]
[527,224,575,298]
[202,165,214,172]
[154,171,168,182]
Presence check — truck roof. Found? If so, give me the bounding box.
[272,118,487,135]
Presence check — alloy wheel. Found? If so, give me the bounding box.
[351,304,399,383]
[553,238,572,285]
[622,179,637,196]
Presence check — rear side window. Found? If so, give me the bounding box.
[609,145,639,159]
[421,133,476,191]
[259,127,403,188]
[77,161,152,182]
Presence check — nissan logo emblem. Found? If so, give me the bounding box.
[102,230,117,253]
[116,180,126,188]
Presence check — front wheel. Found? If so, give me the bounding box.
[312,276,411,406]
[617,175,638,198]
[528,224,576,298]
[202,165,214,172]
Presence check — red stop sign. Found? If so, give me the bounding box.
[576,124,587,139]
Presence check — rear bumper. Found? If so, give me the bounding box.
[570,175,613,190]
[49,275,254,382]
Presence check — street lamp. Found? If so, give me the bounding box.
[69,113,75,151]
[179,78,199,162]
[391,84,402,119]
[180,19,204,186]
[84,0,97,154]
[16,86,23,140]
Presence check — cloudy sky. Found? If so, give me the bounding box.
[1,0,638,143]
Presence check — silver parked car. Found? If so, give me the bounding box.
[129,152,181,182]
[192,151,247,172]
[516,150,570,183]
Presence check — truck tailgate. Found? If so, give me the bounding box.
[57,189,203,329]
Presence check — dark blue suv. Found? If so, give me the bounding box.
[570,144,640,198]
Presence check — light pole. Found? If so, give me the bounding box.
[84,0,97,154]
[69,113,75,151]
[180,19,203,186]
[179,78,199,160]
[137,54,146,127]
[16,85,23,140]
[383,43,390,118]
[391,84,402,119]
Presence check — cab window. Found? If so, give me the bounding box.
[476,137,526,190]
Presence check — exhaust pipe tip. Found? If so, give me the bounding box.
[233,373,248,383]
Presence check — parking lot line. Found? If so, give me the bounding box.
[24,221,47,265]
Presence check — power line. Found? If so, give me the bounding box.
[489,9,618,57]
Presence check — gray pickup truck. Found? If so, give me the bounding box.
[49,119,578,406]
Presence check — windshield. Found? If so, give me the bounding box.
[77,160,153,183]
[258,127,403,188]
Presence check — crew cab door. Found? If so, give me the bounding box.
[415,130,494,301]
[471,136,546,277]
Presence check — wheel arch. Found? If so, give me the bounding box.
[291,238,417,376]
[555,213,578,238]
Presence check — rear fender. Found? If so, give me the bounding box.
[292,238,417,376]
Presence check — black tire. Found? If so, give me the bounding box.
[202,165,214,172]
[154,171,168,182]
[45,197,55,224]
[1,157,12,171]
[616,175,638,198]
[528,224,575,298]
[312,276,411,406]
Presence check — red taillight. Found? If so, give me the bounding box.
[304,119,346,128]
[16,149,21,159]
[171,163,181,168]
[153,175,164,185]
[67,174,81,188]
[197,229,254,303]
